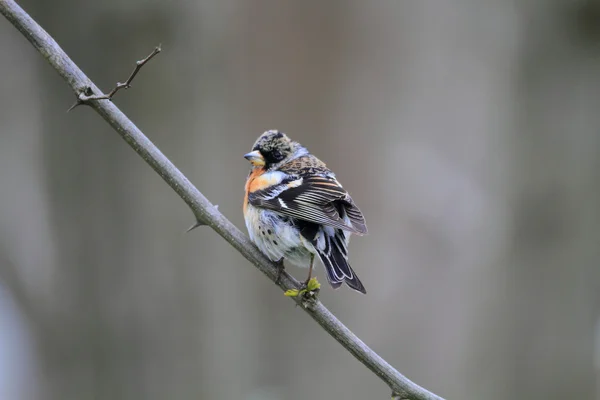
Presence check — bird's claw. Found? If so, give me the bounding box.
[284,277,321,301]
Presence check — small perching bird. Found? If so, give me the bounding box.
[243,130,368,293]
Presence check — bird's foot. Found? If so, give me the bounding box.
[302,277,320,298]
[284,277,321,302]
[301,277,321,304]
[274,259,285,285]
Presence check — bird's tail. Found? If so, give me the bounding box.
[316,234,366,294]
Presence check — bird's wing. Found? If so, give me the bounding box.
[248,174,367,235]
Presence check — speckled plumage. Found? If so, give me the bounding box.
[243,130,367,293]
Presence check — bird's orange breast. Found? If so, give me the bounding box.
[244,167,265,215]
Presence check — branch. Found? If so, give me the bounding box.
[0,1,444,399]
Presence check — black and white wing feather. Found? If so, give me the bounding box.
[315,226,366,293]
[248,174,367,235]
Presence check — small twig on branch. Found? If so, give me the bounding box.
[0,1,445,399]
[67,45,161,111]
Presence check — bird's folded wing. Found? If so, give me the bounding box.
[248,175,367,234]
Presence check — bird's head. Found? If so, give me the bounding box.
[244,130,304,169]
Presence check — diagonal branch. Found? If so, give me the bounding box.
[0,1,444,399]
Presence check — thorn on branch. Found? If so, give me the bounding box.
[186,205,219,232]
[67,44,161,112]
[186,220,206,232]
[391,391,409,400]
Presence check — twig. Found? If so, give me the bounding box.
[0,1,445,399]
[67,45,161,111]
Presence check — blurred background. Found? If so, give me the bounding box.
[1,1,600,399]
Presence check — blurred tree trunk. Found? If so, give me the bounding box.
[506,2,600,398]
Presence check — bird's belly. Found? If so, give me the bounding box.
[244,205,314,267]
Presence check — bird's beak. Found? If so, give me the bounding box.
[244,150,265,167]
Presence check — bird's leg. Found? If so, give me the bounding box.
[304,253,315,286]
[274,258,285,285]
[300,253,319,301]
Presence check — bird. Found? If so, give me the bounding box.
[243,130,368,294]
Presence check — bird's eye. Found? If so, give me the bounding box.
[262,149,285,165]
